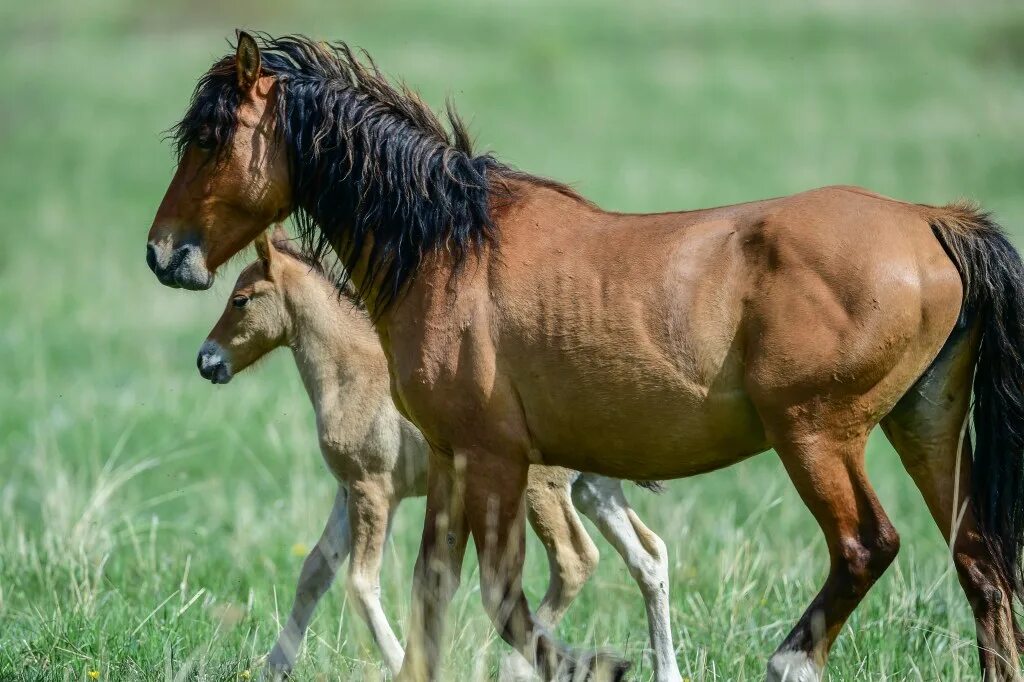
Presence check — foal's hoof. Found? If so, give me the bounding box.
[261,656,293,682]
[261,668,291,682]
[765,651,820,682]
[499,653,539,681]
[564,651,631,681]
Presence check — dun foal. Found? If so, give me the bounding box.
[197,231,681,680]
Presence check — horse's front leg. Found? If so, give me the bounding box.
[398,450,469,682]
[463,450,630,682]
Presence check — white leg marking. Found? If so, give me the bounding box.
[766,651,822,682]
[572,474,683,682]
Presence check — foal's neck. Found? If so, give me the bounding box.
[282,267,385,419]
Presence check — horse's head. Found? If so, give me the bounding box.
[148,32,289,290]
[197,229,291,383]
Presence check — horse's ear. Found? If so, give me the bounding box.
[254,232,275,277]
[270,223,289,248]
[235,30,261,94]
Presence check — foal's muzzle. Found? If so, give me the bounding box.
[197,341,233,384]
[146,240,213,290]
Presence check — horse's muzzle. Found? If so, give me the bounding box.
[146,241,213,290]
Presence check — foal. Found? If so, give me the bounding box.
[197,231,681,680]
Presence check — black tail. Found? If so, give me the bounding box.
[931,202,1024,601]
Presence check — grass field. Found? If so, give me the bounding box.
[3,0,1024,679]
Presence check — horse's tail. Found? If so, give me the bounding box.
[930,201,1024,602]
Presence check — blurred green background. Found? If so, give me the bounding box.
[2,0,1023,679]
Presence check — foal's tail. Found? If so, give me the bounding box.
[931,202,1024,603]
[633,480,666,494]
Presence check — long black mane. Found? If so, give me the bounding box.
[173,34,585,312]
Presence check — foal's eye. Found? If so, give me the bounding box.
[232,295,250,309]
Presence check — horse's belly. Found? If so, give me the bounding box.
[518,375,770,480]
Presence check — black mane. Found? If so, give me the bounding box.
[172,34,586,312]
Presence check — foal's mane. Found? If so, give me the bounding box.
[173,34,587,312]
[272,236,365,310]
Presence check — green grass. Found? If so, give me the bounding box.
[2,0,1024,679]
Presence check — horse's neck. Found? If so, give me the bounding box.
[284,273,384,427]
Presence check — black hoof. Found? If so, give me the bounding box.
[560,650,631,681]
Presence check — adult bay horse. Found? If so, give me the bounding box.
[147,33,1024,681]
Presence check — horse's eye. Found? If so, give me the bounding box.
[232,295,249,309]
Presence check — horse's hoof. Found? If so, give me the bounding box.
[766,651,820,682]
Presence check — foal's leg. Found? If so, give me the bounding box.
[527,467,600,626]
[346,476,405,674]
[572,475,682,682]
[398,451,469,682]
[463,451,630,682]
[267,486,351,676]
[883,333,1021,680]
[767,431,900,682]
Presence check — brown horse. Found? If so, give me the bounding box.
[147,33,1024,681]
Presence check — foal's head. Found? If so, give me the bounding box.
[197,230,294,384]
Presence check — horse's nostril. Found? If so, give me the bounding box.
[146,244,158,273]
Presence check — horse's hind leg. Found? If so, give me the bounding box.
[882,331,1021,680]
[267,485,351,677]
[572,475,682,682]
[766,429,900,682]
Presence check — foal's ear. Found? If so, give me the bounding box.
[269,223,290,249]
[235,30,262,94]
[254,232,275,277]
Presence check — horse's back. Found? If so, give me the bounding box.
[485,185,962,475]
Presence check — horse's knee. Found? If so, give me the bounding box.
[480,573,517,620]
[412,549,461,603]
[835,525,900,592]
